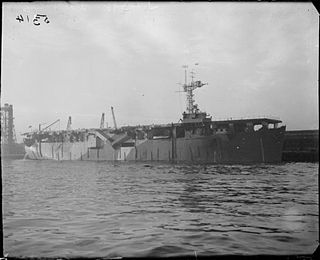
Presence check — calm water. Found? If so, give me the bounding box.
[2,159,319,257]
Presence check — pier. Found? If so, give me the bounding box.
[282,130,319,162]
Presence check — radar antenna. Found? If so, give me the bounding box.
[182,64,207,114]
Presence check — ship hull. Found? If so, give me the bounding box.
[24,127,285,164]
[219,127,285,163]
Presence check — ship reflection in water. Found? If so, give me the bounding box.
[2,160,318,257]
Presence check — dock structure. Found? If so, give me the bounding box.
[1,103,14,145]
[282,130,319,162]
[1,103,25,158]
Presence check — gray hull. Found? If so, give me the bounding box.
[25,126,285,164]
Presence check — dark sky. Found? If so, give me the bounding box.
[2,2,318,141]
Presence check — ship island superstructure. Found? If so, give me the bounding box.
[23,68,286,163]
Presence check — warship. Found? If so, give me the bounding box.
[23,69,286,163]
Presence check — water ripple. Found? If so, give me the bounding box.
[2,160,318,257]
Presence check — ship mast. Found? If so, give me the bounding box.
[182,64,207,114]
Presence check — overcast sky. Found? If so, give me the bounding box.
[1,2,318,142]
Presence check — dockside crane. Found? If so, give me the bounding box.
[39,119,60,132]
[100,113,105,129]
[67,116,72,131]
[111,106,117,129]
